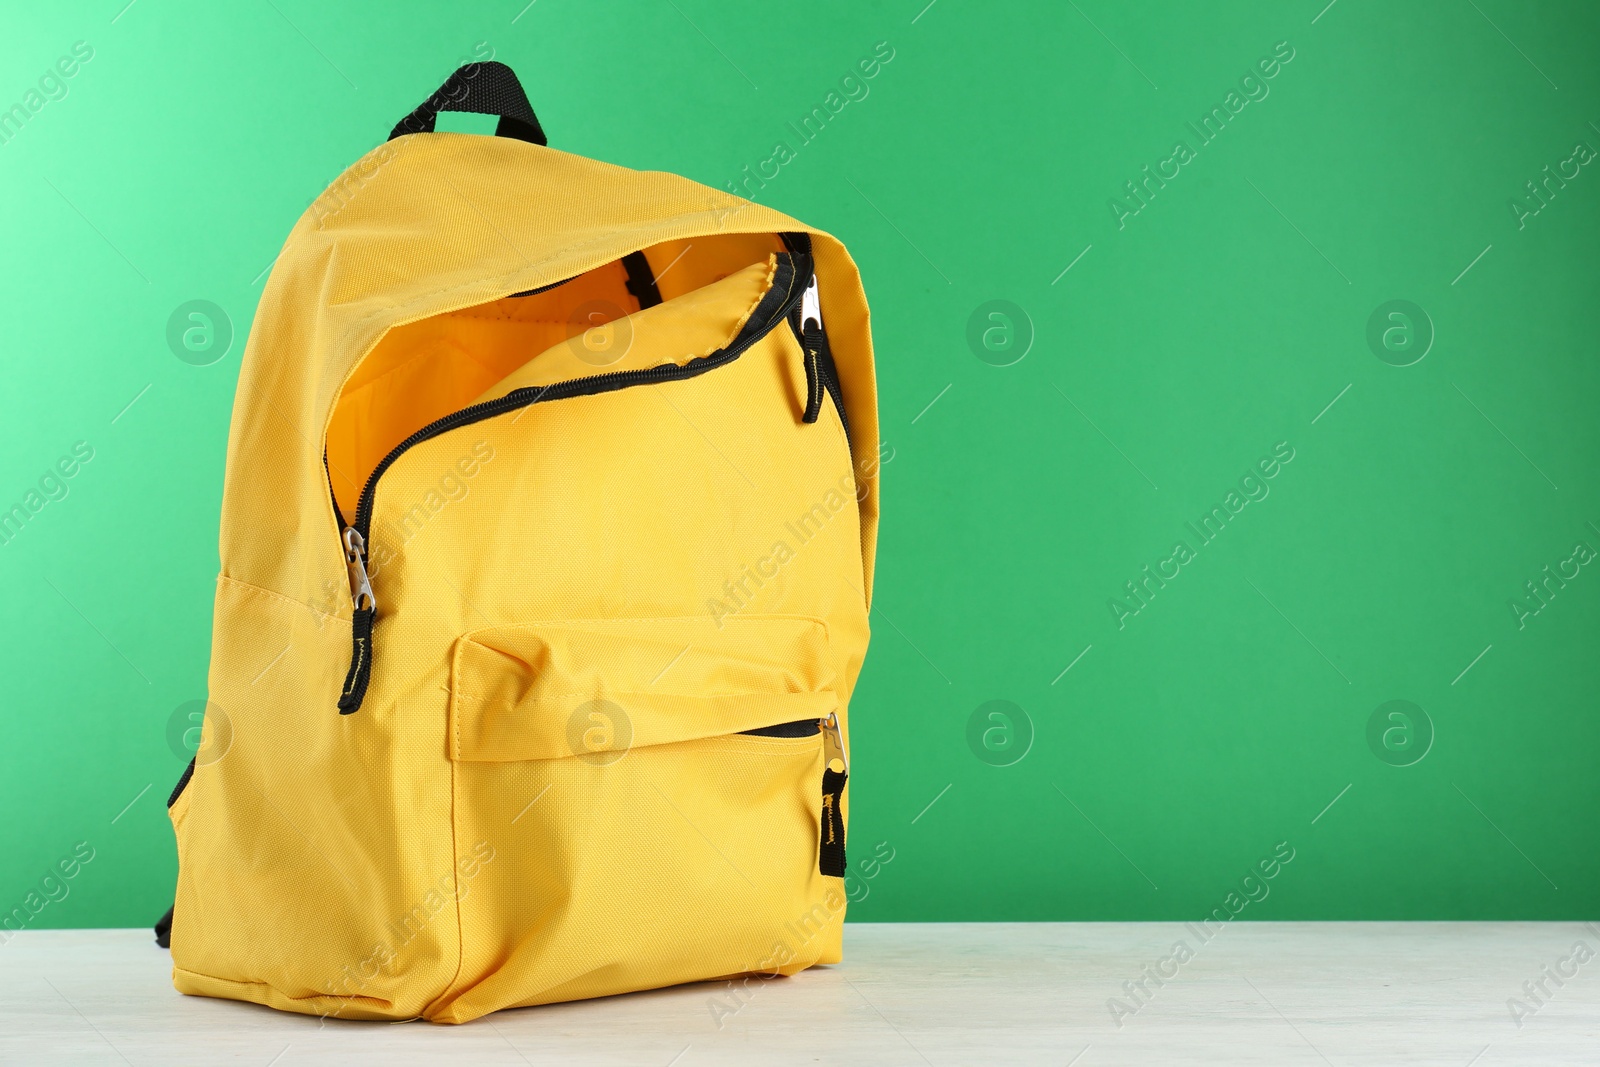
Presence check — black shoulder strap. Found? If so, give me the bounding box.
[388,61,546,146]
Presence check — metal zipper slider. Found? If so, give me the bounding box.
[800,272,821,332]
[342,527,376,612]
[821,710,848,774]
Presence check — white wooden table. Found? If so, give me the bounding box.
[3,923,1595,1065]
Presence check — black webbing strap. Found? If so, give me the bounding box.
[622,251,663,310]
[388,61,546,146]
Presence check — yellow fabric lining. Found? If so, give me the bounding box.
[326,241,781,515]
[471,257,775,404]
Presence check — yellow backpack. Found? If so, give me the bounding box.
[164,62,879,1024]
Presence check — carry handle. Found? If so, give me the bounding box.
[388,61,547,146]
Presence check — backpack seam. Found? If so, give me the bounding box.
[424,643,469,1019]
[454,612,833,648]
[218,574,346,627]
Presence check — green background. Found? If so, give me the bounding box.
[3,0,1596,928]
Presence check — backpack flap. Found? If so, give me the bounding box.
[449,615,837,762]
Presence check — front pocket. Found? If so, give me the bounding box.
[434,613,849,1022]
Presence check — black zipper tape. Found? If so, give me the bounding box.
[168,757,195,808]
[334,236,814,714]
[506,275,576,299]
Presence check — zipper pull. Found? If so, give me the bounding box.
[342,527,376,612]
[795,271,850,443]
[337,527,376,714]
[799,274,825,424]
[819,710,848,877]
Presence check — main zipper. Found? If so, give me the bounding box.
[335,237,815,713]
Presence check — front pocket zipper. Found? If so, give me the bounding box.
[740,712,849,876]
[334,236,819,714]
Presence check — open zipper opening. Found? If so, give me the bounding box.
[737,712,848,876]
[740,718,821,738]
[333,234,817,713]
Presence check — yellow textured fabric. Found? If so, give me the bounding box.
[168,132,878,1024]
